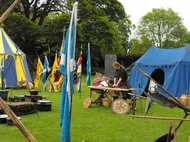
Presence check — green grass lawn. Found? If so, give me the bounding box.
[0,77,190,142]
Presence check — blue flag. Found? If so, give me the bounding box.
[127,41,132,53]
[76,77,81,92]
[42,55,51,90]
[86,43,91,86]
[58,2,78,142]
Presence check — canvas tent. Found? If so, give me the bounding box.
[0,28,32,88]
[129,45,190,98]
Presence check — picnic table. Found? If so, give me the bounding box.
[84,86,137,114]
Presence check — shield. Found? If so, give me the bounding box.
[111,99,131,114]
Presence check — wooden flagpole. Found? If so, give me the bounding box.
[131,115,190,121]
[79,44,82,98]
[0,0,20,25]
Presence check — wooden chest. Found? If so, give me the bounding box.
[8,102,37,116]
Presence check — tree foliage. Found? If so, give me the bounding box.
[1,0,133,70]
[76,0,133,66]
[41,13,71,53]
[1,0,67,25]
[136,8,190,48]
[3,13,41,60]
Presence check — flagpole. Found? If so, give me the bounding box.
[70,0,78,132]
[59,1,78,141]
[79,77,82,98]
[80,44,82,98]
[1,53,5,90]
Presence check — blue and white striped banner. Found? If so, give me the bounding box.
[58,2,78,142]
[42,55,51,90]
[86,43,91,86]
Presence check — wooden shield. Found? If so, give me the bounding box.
[111,99,131,114]
[83,97,92,108]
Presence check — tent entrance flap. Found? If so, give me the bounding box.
[151,69,165,85]
[144,69,165,93]
[4,56,18,87]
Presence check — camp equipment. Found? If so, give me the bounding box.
[137,67,190,142]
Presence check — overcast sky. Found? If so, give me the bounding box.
[118,0,190,31]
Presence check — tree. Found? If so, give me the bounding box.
[129,36,152,56]
[3,12,71,60]
[3,13,42,61]
[18,0,67,26]
[2,0,133,71]
[75,0,133,67]
[41,12,71,54]
[136,8,190,48]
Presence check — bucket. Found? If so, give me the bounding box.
[0,90,9,101]
[29,90,39,95]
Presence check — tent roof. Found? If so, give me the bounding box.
[0,28,24,55]
[137,45,190,66]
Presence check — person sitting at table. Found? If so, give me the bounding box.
[112,61,127,88]
[111,61,129,100]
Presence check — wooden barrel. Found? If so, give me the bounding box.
[180,94,189,106]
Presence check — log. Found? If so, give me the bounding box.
[0,97,37,142]
[131,115,190,121]
[0,0,20,25]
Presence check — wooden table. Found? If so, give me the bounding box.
[85,86,137,114]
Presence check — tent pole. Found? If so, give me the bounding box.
[1,53,5,90]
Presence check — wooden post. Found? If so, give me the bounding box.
[0,97,37,142]
[131,115,190,121]
[0,0,20,25]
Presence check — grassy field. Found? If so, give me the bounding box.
[0,77,190,142]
